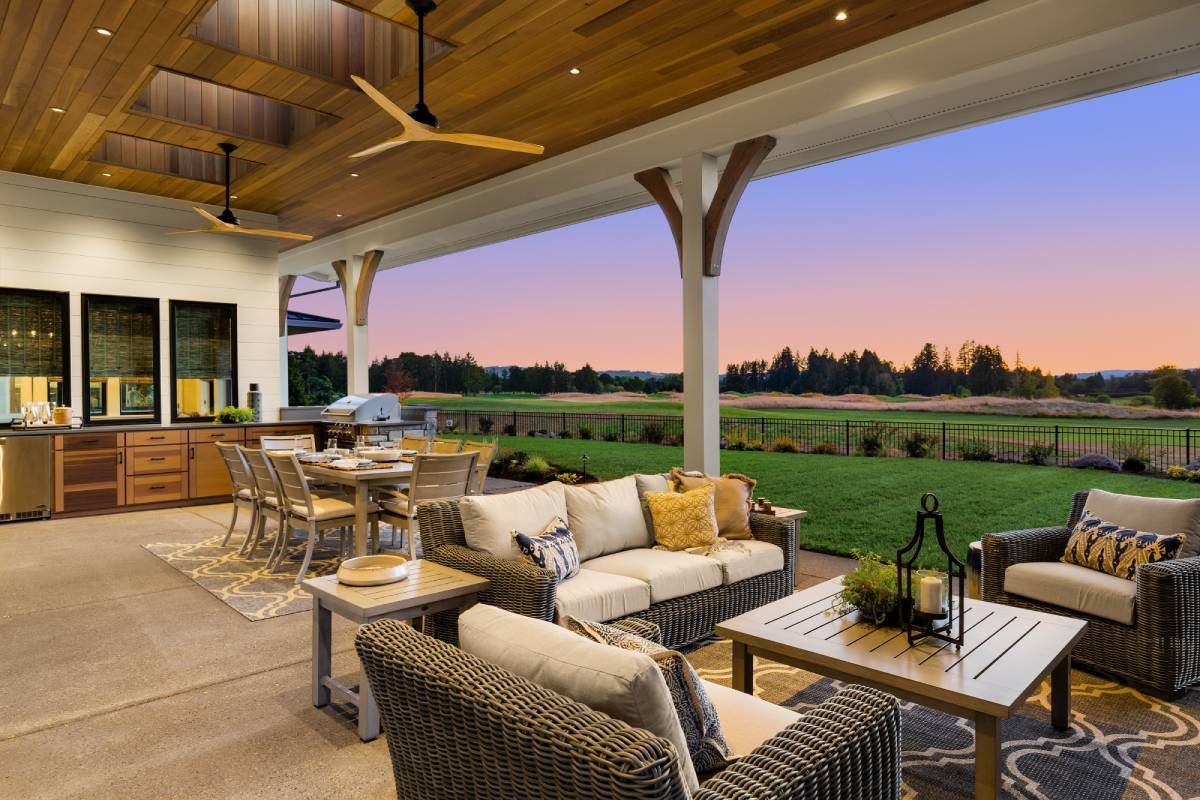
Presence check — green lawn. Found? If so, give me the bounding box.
[427,394,1198,430]
[474,436,1200,564]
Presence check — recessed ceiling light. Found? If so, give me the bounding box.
[100,172,112,177]
[569,67,581,75]
[834,10,848,21]
[50,107,65,113]
[336,213,344,218]
[95,27,113,36]
[349,172,359,177]
[230,194,238,200]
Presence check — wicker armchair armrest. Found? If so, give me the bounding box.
[695,684,901,800]
[749,512,797,583]
[980,526,1071,601]
[1137,555,1200,638]
[426,544,558,622]
[606,617,663,644]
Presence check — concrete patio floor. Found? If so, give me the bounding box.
[0,502,847,799]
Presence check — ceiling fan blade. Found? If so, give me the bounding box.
[191,206,228,227]
[350,75,425,131]
[166,228,218,235]
[349,137,410,159]
[223,226,315,242]
[428,130,545,155]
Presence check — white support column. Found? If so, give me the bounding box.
[342,256,370,396]
[278,335,290,407]
[681,152,719,474]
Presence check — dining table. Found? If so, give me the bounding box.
[299,459,413,557]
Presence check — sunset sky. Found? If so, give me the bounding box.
[290,73,1200,376]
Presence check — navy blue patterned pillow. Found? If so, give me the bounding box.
[513,516,580,581]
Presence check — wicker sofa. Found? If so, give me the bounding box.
[982,489,1200,697]
[357,615,902,800]
[419,476,796,649]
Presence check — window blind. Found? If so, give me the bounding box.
[0,290,65,377]
[87,297,157,377]
[173,303,234,378]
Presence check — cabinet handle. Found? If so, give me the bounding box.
[149,457,166,462]
[149,435,165,441]
[118,450,124,464]
[80,438,99,445]
[150,485,166,491]
[190,447,195,459]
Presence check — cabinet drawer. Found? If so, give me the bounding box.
[189,427,245,444]
[248,425,314,444]
[60,433,122,451]
[127,430,185,447]
[126,473,188,505]
[127,445,186,475]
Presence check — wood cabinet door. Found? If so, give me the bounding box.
[189,441,233,498]
[55,448,125,513]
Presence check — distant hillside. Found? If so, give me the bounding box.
[485,366,670,381]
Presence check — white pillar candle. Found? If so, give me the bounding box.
[919,575,943,614]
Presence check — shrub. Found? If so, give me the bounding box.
[1189,461,1200,471]
[770,436,800,453]
[832,550,897,625]
[602,430,618,442]
[1151,369,1198,410]
[957,439,994,462]
[641,423,667,444]
[812,441,840,456]
[1071,453,1120,472]
[577,425,593,440]
[477,416,494,434]
[523,455,551,478]
[1191,471,1200,484]
[1166,465,1192,480]
[903,430,938,458]
[1118,445,1149,473]
[724,431,758,451]
[555,471,582,485]
[1023,442,1056,466]
[558,428,573,439]
[858,423,891,457]
[502,423,517,436]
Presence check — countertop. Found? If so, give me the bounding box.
[1,420,322,437]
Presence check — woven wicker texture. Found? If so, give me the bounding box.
[982,490,1200,695]
[356,619,901,800]
[419,499,796,649]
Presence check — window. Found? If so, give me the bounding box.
[0,288,69,424]
[170,301,236,421]
[83,295,160,424]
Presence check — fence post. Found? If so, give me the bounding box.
[844,420,851,456]
[1187,429,1192,465]
[511,410,517,435]
[760,417,766,444]
[941,422,947,460]
[1054,425,1061,466]
[561,411,567,435]
[620,414,626,442]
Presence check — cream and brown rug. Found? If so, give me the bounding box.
[688,639,1200,800]
[143,534,342,621]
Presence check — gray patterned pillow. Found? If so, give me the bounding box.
[563,616,731,774]
[513,516,580,581]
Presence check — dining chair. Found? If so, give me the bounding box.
[379,451,478,559]
[260,434,316,451]
[459,440,497,494]
[216,441,259,550]
[265,450,381,583]
[430,438,464,454]
[401,433,432,453]
[239,446,283,558]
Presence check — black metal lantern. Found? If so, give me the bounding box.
[896,492,966,648]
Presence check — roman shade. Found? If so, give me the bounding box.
[173,302,234,379]
[86,296,157,377]
[0,290,66,378]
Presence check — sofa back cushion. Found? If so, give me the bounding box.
[565,476,653,560]
[459,603,699,793]
[1083,489,1200,559]
[460,481,568,560]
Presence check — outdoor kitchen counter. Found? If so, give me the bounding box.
[1,419,323,436]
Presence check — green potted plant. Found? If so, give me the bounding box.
[214,406,254,424]
[833,550,898,625]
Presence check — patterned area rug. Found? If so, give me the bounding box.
[144,534,343,621]
[688,640,1200,799]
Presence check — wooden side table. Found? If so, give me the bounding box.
[302,560,490,741]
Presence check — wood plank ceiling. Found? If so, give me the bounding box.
[0,0,984,248]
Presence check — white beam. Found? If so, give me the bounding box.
[681,152,719,474]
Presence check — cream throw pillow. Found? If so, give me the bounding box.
[460,481,568,560]
[669,468,756,540]
[646,484,720,551]
[564,477,652,561]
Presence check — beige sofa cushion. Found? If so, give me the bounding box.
[634,473,670,497]
[585,548,724,604]
[554,568,652,623]
[705,540,784,585]
[460,481,567,560]
[1005,561,1136,625]
[565,477,653,561]
[459,603,699,793]
[1083,489,1200,558]
[703,681,800,758]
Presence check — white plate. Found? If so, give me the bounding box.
[364,449,403,462]
[337,554,408,586]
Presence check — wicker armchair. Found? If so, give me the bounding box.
[356,618,902,800]
[418,498,797,648]
[982,490,1200,696]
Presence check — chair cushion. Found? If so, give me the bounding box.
[378,494,411,516]
[564,617,731,774]
[1061,511,1184,579]
[236,488,253,501]
[459,604,699,793]
[554,569,651,622]
[514,516,580,582]
[460,481,568,560]
[1005,561,1136,625]
[669,469,756,540]
[565,477,653,561]
[584,548,723,604]
[703,681,800,758]
[291,497,379,522]
[635,473,670,497]
[645,486,720,552]
[1083,489,1200,558]
[704,540,785,585]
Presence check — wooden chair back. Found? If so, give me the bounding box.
[216,441,255,497]
[401,433,432,452]
[260,434,316,451]
[406,452,478,508]
[265,450,314,517]
[430,438,464,454]
[240,446,280,503]
[460,440,497,493]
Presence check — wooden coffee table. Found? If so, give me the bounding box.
[716,577,1087,799]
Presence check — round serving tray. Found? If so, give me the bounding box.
[336,554,408,586]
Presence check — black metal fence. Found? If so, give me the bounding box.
[436,409,1199,472]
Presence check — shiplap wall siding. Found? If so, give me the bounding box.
[0,171,282,423]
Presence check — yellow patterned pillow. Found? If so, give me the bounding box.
[645,485,719,551]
